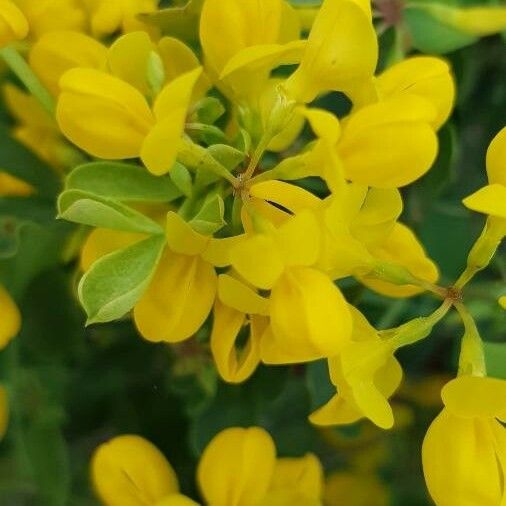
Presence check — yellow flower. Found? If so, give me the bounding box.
[133,211,241,344]
[16,0,86,40]
[229,195,352,364]
[359,222,439,298]
[211,273,269,383]
[463,126,506,221]
[80,210,241,346]
[197,427,324,506]
[0,385,8,441]
[337,95,439,188]
[0,284,21,349]
[310,307,402,430]
[0,0,29,47]
[374,56,455,130]
[82,0,158,38]
[56,33,204,175]
[199,0,302,101]
[422,375,506,506]
[284,0,377,104]
[29,30,107,96]
[92,427,324,505]
[91,434,183,506]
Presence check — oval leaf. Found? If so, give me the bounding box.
[65,162,182,202]
[78,234,166,324]
[58,190,163,234]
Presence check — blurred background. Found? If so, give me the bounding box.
[0,0,505,504]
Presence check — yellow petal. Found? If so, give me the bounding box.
[276,211,320,267]
[268,267,352,362]
[486,127,506,186]
[250,180,321,213]
[220,41,306,99]
[57,68,154,159]
[376,56,455,130]
[107,31,154,95]
[0,171,34,197]
[29,30,107,96]
[351,381,395,430]
[20,0,86,39]
[211,301,264,384]
[217,274,270,316]
[230,234,285,290]
[309,393,362,426]
[463,184,506,220]
[197,427,276,506]
[0,0,28,48]
[134,250,216,343]
[141,68,202,175]
[360,223,439,297]
[84,0,157,37]
[165,211,209,256]
[422,410,503,506]
[91,434,179,506]
[351,187,402,247]
[499,295,506,310]
[203,235,244,268]
[269,454,323,500]
[338,96,438,188]
[199,0,285,77]
[0,284,21,349]
[0,385,9,440]
[442,376,506,421]
[284,0,377,103]
[140,114,186,175]
[302,107,341,144]
[158,36,200,81]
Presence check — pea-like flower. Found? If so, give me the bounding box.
[422,375,506,506]
[92,427,324,505]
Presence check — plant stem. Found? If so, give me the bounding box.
[0,46,55,115]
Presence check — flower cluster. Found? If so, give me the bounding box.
[0,0,505,504]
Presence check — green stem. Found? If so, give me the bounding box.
[386,300,452,349]
[0,46,55,115]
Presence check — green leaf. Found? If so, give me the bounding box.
[0,124,60,198]
[190,194,226,234]
[169,162,193,197]
[191,97,226,125]
[65,162,181,202]
[207,144,245,171]
[58,190,163,234]
[484,342,506,380]
[186,123,228,145]
[78,234,166,324]
[404,4,477,54]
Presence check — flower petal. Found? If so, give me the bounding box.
[91,435,179,506]
[134,250,216,343]
[197,427,276,506]
[57,68,154,159]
